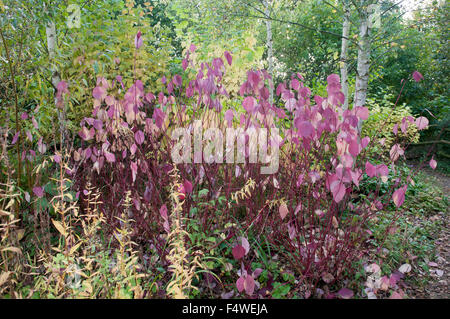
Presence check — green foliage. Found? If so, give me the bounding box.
[362,92,420,158]
[168,0,265,97]
[43,1,174,135]
[270,0,345,83]
[404,171,448,216]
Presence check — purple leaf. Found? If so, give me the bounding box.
[430,157,437,170]
[285,98,297,112]
[93,119,103,130]
[279,203,289,220]
[244,275,255,295]
[232,245,246,260]
[365,161,376,177]
[32,116,39,129]
[331,182,346,203]
[327,74,340,84]
[131,161,138,182]
[348,140,360,157]
[291,78,300,91]
[225,109,234,127]
[361,136,370,148]
[135,30,143,49]
[415,116,429,130]
[221,291,235,299]
[296,121,314,138]
[33,186,44,198]
[224,51,232,66]
[93,86,106,100]
[26,131,33,142]
[130,143,137,155]
[239,237,250,255]
[253,268,263,278]
[376,164,389,178]
[392,185,407,208]
[355,106,369,120]
[183,180,193,194]
[242,96,255,113]
[11,132,19,145]
[393,123,398,135]
[54,154,61,163]
[57,81,68,92]
[337,288,354,299]
[160,204,168,221]
[104,151,116,163]
[173,74,182,87]
[236,277,245,293]
[135,130,145,145]
[412,71,424,82]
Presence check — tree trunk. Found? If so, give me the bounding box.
[46,21,59,87]
[354,1,371,132]
[264,0,274,105]
[46,20,66,146]
[340,0,350,109]
[354,1,371,110]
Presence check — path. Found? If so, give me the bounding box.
[410,165,449,298]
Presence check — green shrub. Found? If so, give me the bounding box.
[362,93,420,159]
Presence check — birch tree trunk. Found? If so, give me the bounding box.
[46,21,59,88]
[354,1,371,132]
[354,1,371,111]
[340,0,350,109]
[264,0,274,105]
[46,20,66,146]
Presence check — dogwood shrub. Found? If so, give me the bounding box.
[63,33,432,297]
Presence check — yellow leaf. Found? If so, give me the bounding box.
[2,247,22,254]
[5,199,15,210]
[52,219,67,237]
[0,209,11,216]
[64,193,73,201]
[0,271,11,287]
[17,229,25,241]
[69,242,82,255]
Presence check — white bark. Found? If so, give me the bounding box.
[264,0,274,105]
[340,0,350,109]
[46,21,60,88]
[46,20,66,145]
[354,1,371,111]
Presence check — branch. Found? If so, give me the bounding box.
[235,12,361,48]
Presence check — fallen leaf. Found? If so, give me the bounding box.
[337,288,354,299]
[398,263,412,274]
